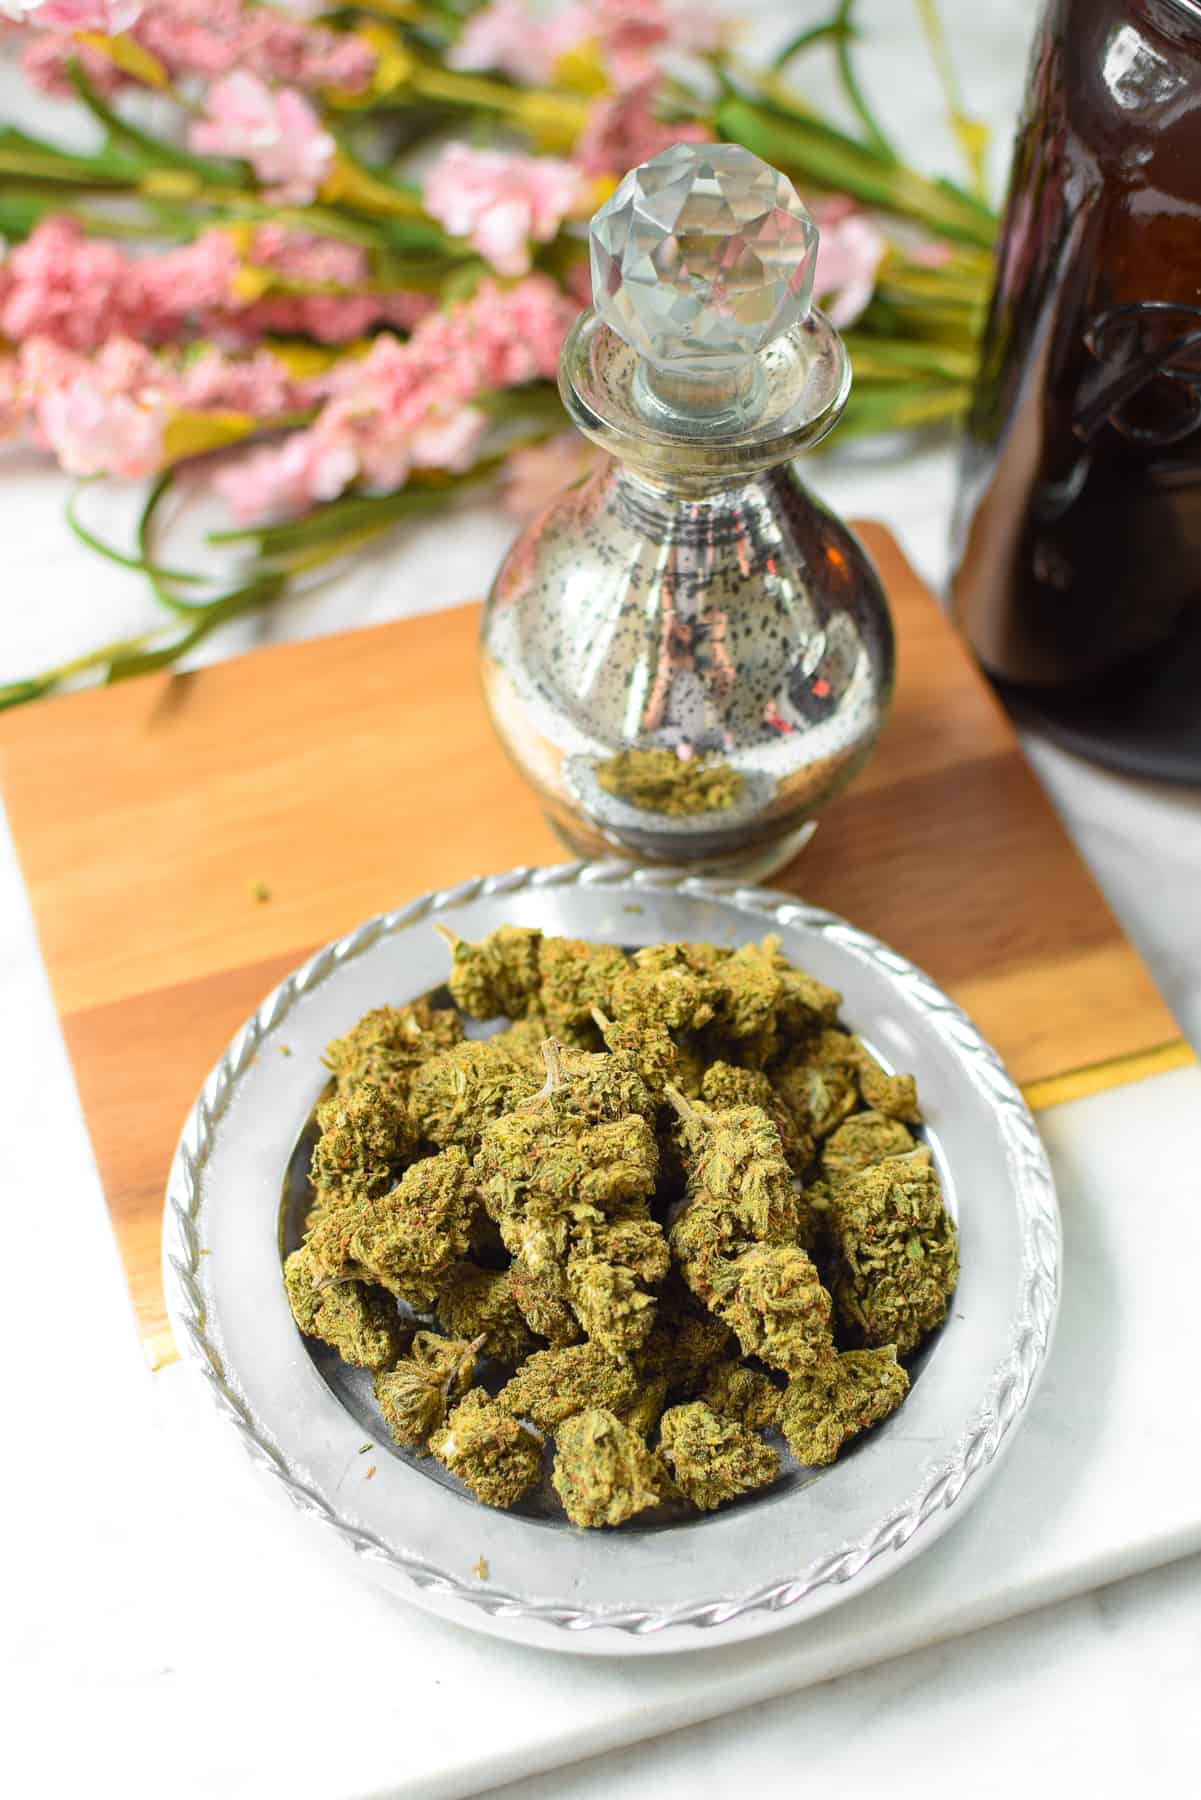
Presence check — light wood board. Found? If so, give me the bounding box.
[0,522,1186,1364]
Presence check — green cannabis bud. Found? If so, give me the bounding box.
[668,1095,804,1263]
[592,1006,680,1099]
[508,1260,582,1345]
[435,1263,537,1366]
[780,1346,910,1465]
[373,1330,481,1453]
[700,1358,782,1429]
[439,925,629,1036]
[772,1044,859,1143]
[309,1146,478,1307]
[565,1254,657,1359]
[699,1061,815,1174]
[710,1243,835,1376]
[595,747,746,817]
[497,1343,640,1430]
[821,1110,917,1181]
[658,1402,779,1510]
[430,1388,543,1509]
[408,1039,540,1156]
[439,923,545,1020]
[637,1279,734,1394]
[324,1000,463,1103]
[309,1081,415,1201]
[283,1246,407,1373]
[551,1407,666,1527]
[828,1156,958,1355]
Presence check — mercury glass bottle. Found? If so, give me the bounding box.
[481,143,894,879]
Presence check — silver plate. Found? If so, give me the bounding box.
[163,863,1060,1656]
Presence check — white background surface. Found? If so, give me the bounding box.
[4,3,1201,1796]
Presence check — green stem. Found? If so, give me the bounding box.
[67,60,247,187]
[66,481,207,589]
[771,1,898,165]
[914,0,991,204]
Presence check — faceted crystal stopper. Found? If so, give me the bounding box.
[589,142,819,412]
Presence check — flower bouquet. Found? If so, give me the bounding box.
[0,0,995,704]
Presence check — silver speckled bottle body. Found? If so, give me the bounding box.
[481,460,894,877]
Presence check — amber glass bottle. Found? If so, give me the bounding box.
[952,0,1201,780]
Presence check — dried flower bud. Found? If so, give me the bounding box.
[551,1408,666,1527]
[436,1263,537,1366]
[611,954,721,1034]
[323,1000,463,1104]
[828,1158,958,1356]
[592,1007,680,1099]
[440,924,544,1020]
[315,1147,478,1307]
[780,1346,910,1465]
[821,1110,917,1181]
[430,1388,543,1509]
[700,1061,815,1175]
[309,1081,414,1201]
[700,1359,782,1429]
[617,1375,669,1437]
[496,1343,639,1430]
[637,1279,735,1395]
[373,1330,481,1453]
[409,1040,540,1155]
[852,1043,923,1124]
[658,1401,779,1511]
[537,937,630,1034]
[566,1255,657,1358]
[509,1260,582,1344]
[711,1243,835,1375]
[284,1246,407,1373]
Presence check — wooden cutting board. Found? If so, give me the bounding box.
[0,522,1187,1369]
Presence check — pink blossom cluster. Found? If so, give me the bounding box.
[575,80,712,178]
[22,0,375,99]
[189,70,333,204]
[217,274,578,522]
[1,336,320,477]
[450,0,724,88]
[1,1,140,29]
[807,196,887,329]
[0,218,433,353]
[422,145,582,278]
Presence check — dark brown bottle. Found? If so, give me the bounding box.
[952,0,1201,781]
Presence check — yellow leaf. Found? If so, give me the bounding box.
[75,30,169,91]
[163,410,259,464]
[138,169,201,200]
[551,39,609,96]
[319,149,425,220]
[229,265,274,304]
[262,339,369,378]
[515,91,592,155]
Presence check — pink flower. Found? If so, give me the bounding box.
[189,72,334,204]
[503,432,606,518]
[217,431,358,524]
[23,0,374,99]
[11,333,321,478]
[809,199,886,329]
[2,0,141,28]
[449,0,592,85]
[423,145,581,278]
[575,80,711,178]
[27,339,168,478]
[591,0,723,85]
[215,275,578,522]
